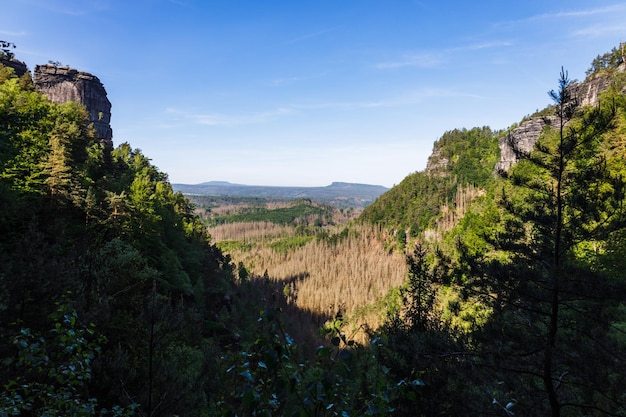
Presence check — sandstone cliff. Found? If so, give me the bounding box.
[33,64,113,145]
[0,56,28,78]
[494,116,557,173]
[425,146,449,175]
[573,62,626,107]
[495,63,625,173]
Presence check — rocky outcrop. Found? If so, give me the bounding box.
[425,146,449,176]
[496,63,626,173]
[571,62,626,107]
[0,56,28,77]
[495,116,557,173]
[33,64,112,144]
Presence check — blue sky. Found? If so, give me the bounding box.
[3,1,625,187]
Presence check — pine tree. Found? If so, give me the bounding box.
[469,68,626,416]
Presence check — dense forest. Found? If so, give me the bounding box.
[1,42,626,417]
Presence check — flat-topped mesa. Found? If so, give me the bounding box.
[33,63,112,145]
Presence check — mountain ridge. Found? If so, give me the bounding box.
[172,181,389,208]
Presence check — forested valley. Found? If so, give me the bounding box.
[1,43,626,417]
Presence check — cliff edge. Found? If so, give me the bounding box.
[33,64,113,145]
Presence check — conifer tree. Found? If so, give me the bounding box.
[469,68,626,417]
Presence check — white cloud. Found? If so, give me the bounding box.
[459,41,513,51]
[0,30,29,37]
[496,3,626,27]
[346,88,481,109]
[375,40,512,70]
[169,88,479,125]
[572,24,625,38]
[269,71,331,86]
[375,52,443,69]
[537,4,626,19]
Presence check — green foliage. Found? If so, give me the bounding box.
[208,200,332,226]
[0,303,137,416]
[400,245,439,332]
[361,52,626,415]
[360,171,446,232]
[431,126,500,184]
[449,67,626,416]
[216,239,255,253]
[0,62,233,416]
[217,308,418,417]
[361,127,499,235]
[269,235,314,253]
[373,248,474,416]
[2,42,626,417]
[586,42,625,76]
[316,226,351,246]
[0,41,16,60]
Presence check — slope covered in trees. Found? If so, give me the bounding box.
[1,42,626,417]
[360,126,500,237]
[0,57,237,415]
[357,45,626,416]
[0,53,421,417]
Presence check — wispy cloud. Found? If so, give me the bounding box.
[531,4,626,20]
[375,40,512,70]
[375,52,443,69]
[361,88,482,108]
[167,107,295,126]
[25,0,111,16]
[0,30,29,37]
[572,24,625,38]
[293,88,480,110]
[167,88,478,127]
[496,4,626,27]
[285,27,338,45]
[458,41,513,51]
[270,76,308,86]
[269,71,331,86]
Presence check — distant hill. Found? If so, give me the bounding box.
[172,181,389,208]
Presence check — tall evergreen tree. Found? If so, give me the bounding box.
[464,68,626,416]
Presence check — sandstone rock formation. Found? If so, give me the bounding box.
[495,116,557,173]
[33,64,112,145]
[0,56,28,77]
[572,62,626,107]
[425,146,449,175]
[495,63,625,173]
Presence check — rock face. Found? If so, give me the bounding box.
[495,116,557,173]
[425,146,449,176]
[0,57,28,77]
[495,63,626,173]
[572,62,626,107]
[33,64,112,144]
